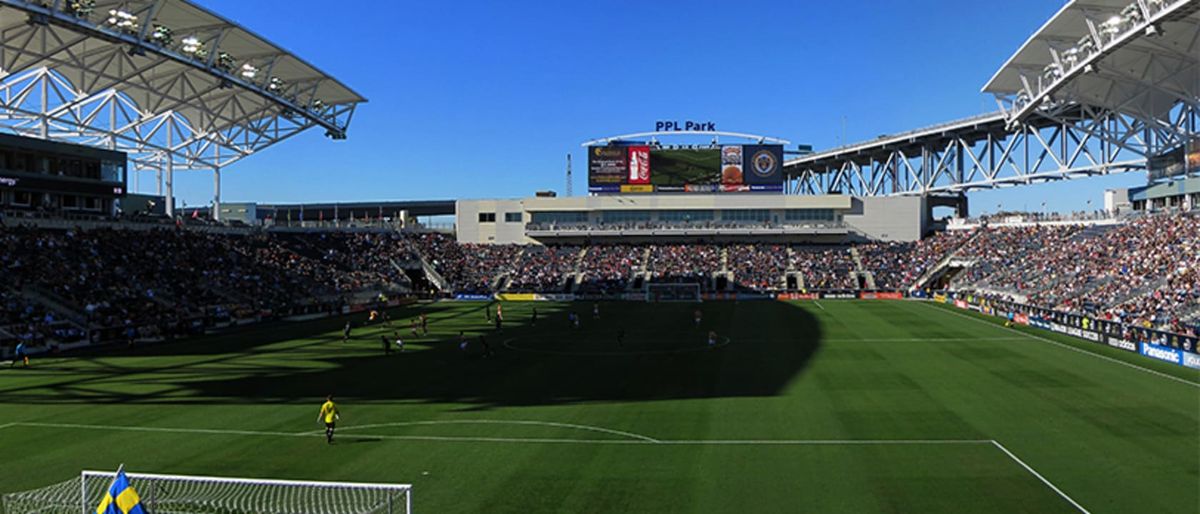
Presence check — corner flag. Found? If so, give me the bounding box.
[95,467,146,514]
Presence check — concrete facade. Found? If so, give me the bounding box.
[455,194,927,244]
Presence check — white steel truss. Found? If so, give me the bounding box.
[0,0,364,215]
[785,103,1198,196]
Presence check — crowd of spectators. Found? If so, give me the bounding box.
[791,247,856,290]
[0,226,409,353]
[858,230,971,290]
[944,212,1199,332]
[576,245,643,294]
[647,244,722,288]
[506,246,580,292]
[729,244,787,290]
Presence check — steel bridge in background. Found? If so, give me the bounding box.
[786,0,1199,197]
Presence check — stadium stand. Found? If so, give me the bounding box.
[2,209,1196,359]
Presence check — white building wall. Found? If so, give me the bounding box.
[456,199,529,244]
[840,196,927,242]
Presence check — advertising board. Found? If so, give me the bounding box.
[1140,342,1183,365]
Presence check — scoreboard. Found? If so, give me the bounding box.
[588,144,784,194]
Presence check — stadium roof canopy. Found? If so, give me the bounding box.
[0,0,366,174]
[983,0,1199,124]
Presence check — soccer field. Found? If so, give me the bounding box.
[1,300,1196,513]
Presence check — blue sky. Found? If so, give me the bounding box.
[161,0,1145,214]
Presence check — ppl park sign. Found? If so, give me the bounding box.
[655,120,717,132]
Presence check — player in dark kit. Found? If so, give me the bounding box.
[531,307,538,327]
[342,322,351,343]
[380,334,392,354]
[480,335,493,358]
[419,312,429,335]
[494,314,502,332]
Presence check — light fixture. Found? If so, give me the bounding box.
[1120,4,1142,24]
[215,52,235,72]
[149,25,172,47]
[1099,16,1123,38]
[67,0,95,18]
[240,63,258,79]
[268,77,286,92]
[181,36,202,55]
[1063,47,1080,68]
[105,8,138,33]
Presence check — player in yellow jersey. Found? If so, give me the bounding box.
[318,394,340,444]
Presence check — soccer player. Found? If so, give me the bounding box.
[458,331,470,356]
[342,322,351,343]
[494,313,502,333]
[410,318,420,339]
[496,303,503,322]
[707,330,718,348]
[617,328,626,349]
[531,307,538,327]
[318,395,340,444]
[380,334,392,354]
[394,332,405,353]
[480,335,493,358]
[593,303,600,320]
[419,313,429,335]
[11,341,28,368]
[694,308,703,328]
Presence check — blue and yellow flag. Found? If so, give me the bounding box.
[95,469,146,514]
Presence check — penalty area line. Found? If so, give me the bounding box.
[991,440,1090,514]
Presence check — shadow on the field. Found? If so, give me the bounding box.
[0,301,823,408]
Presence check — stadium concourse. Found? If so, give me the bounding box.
[1,209,1197,358]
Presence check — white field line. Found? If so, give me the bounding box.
[813,301,826,311]
[918,302,1200,389]
[8,421,993,447]
[991,440,1090,514]
[0,423,14,431]
[310,419,661,443]
[822,336,1027,343]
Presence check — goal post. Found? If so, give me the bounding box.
[2,470,412,514]
[645,283,702,303]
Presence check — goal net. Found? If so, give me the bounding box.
[645,283,702,302]
[1,470,412,514]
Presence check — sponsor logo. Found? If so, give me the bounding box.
[1140,343,1182,364]
[776,293,818,300]
[620,184,654,193]
[0,177,17,187]
[750,149,779,177]
[954,300,968,309]
[821,292,857,299]
[1106,338,1137,352]
[627,146,650,184]
[1014,313,1030,325]
[453,294,492,301]
[1183,352,1200,370]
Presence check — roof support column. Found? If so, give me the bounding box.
[165,120,174,217]
[212,167,221,222]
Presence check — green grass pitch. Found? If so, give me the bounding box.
[2,300,1196,513]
